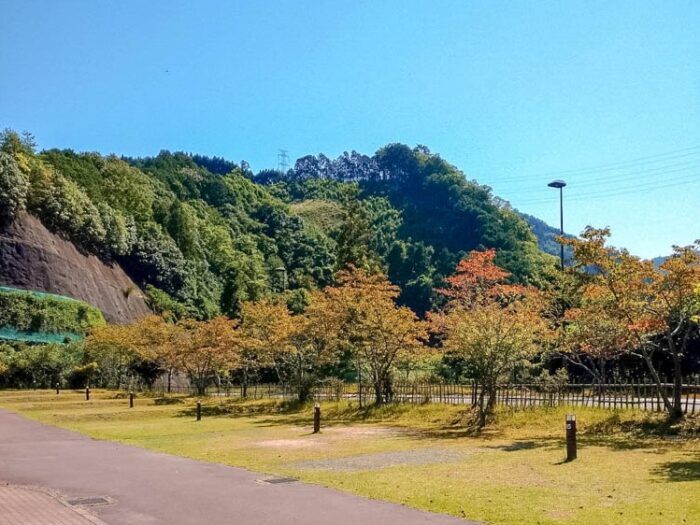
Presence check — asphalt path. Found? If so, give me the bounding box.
[0,409,476,525]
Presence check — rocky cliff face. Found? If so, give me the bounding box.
[0,213,151,324]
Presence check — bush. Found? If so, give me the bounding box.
[0,288,106,335]
[67,361,98,388]
[0,342,85,388]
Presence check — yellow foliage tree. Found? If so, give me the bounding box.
[175,316,239,395]
[85,323,141,388]
[237,299,294,397]
[285,290,345,401]
[131,315,184,393]
[326,266,428,404]
[434,294,549,428]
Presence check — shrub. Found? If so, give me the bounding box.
[0,288,106,336]
[0,342,85,388]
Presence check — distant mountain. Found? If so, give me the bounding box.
[651,256,668,267]
[519,212,574,262]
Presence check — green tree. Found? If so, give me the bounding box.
[0,152,29,221]
[336,199,381,272]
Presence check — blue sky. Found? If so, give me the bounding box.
[1,0,699,258]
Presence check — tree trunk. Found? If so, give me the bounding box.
[382,373,394,404]
[672,354,684,419]
[374,382,384,405]
[641,351,674,414]
[357,363,363,408]
[241,367,249,398]
[476,384,488,429]
[167,368,173,394]
[196,375,206,396]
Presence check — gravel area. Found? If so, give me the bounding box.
[294,448,465,471]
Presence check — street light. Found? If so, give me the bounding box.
[547,179,566,270]
[274,266,287,292]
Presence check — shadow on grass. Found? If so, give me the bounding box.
[487,440,546,452]
[580,412,699,451]
[154,397,185,406]
[172,397,697,455]
[176,399,304,419]
[652,453,700,482]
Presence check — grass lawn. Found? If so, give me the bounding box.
[0,389,698,525]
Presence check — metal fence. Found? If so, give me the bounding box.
[146,380,700,414]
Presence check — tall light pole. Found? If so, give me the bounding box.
[547,179,566,270]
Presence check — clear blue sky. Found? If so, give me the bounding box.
[2,0,699,258]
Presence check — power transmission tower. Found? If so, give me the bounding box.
[277,149,289,173]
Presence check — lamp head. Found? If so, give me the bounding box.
[548,179,567,189]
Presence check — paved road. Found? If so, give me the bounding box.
[0,409,475,525]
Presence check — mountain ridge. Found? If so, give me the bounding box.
[0,132,562,320]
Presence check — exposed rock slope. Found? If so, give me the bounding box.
[0,213,151,323]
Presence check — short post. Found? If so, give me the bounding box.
[566,414,577,462]
[56,382,60,395]
[196,400,202,422]
[129,391,134,408]
[85,386,90,401]
[313,402,321,433]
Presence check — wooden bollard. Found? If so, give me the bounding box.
[129,391,134,408]
[196,400,202,421]
[313,402,321,433]
[56,382,60,395]
[566,414,577,462]
[85,386,90,401]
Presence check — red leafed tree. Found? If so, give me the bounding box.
[437,249,523,307]
[433,249,550,428]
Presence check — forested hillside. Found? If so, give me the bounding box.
[0,131,556,318]
[261,145,556,312]
[519,212,573,263]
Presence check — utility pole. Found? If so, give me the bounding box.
[547,179,567,270]
[277,149,289,173]
[275,266,287,292]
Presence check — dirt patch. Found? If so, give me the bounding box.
[254,439,327,449]
[294,448,465,471]
[323,426,402,437]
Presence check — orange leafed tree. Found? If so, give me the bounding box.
[131,315,183,392]
[559,300,632,384]
[434,250,550,428]
[176,316,239,395]
[437,249,524,308]
[561,227,700,418]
